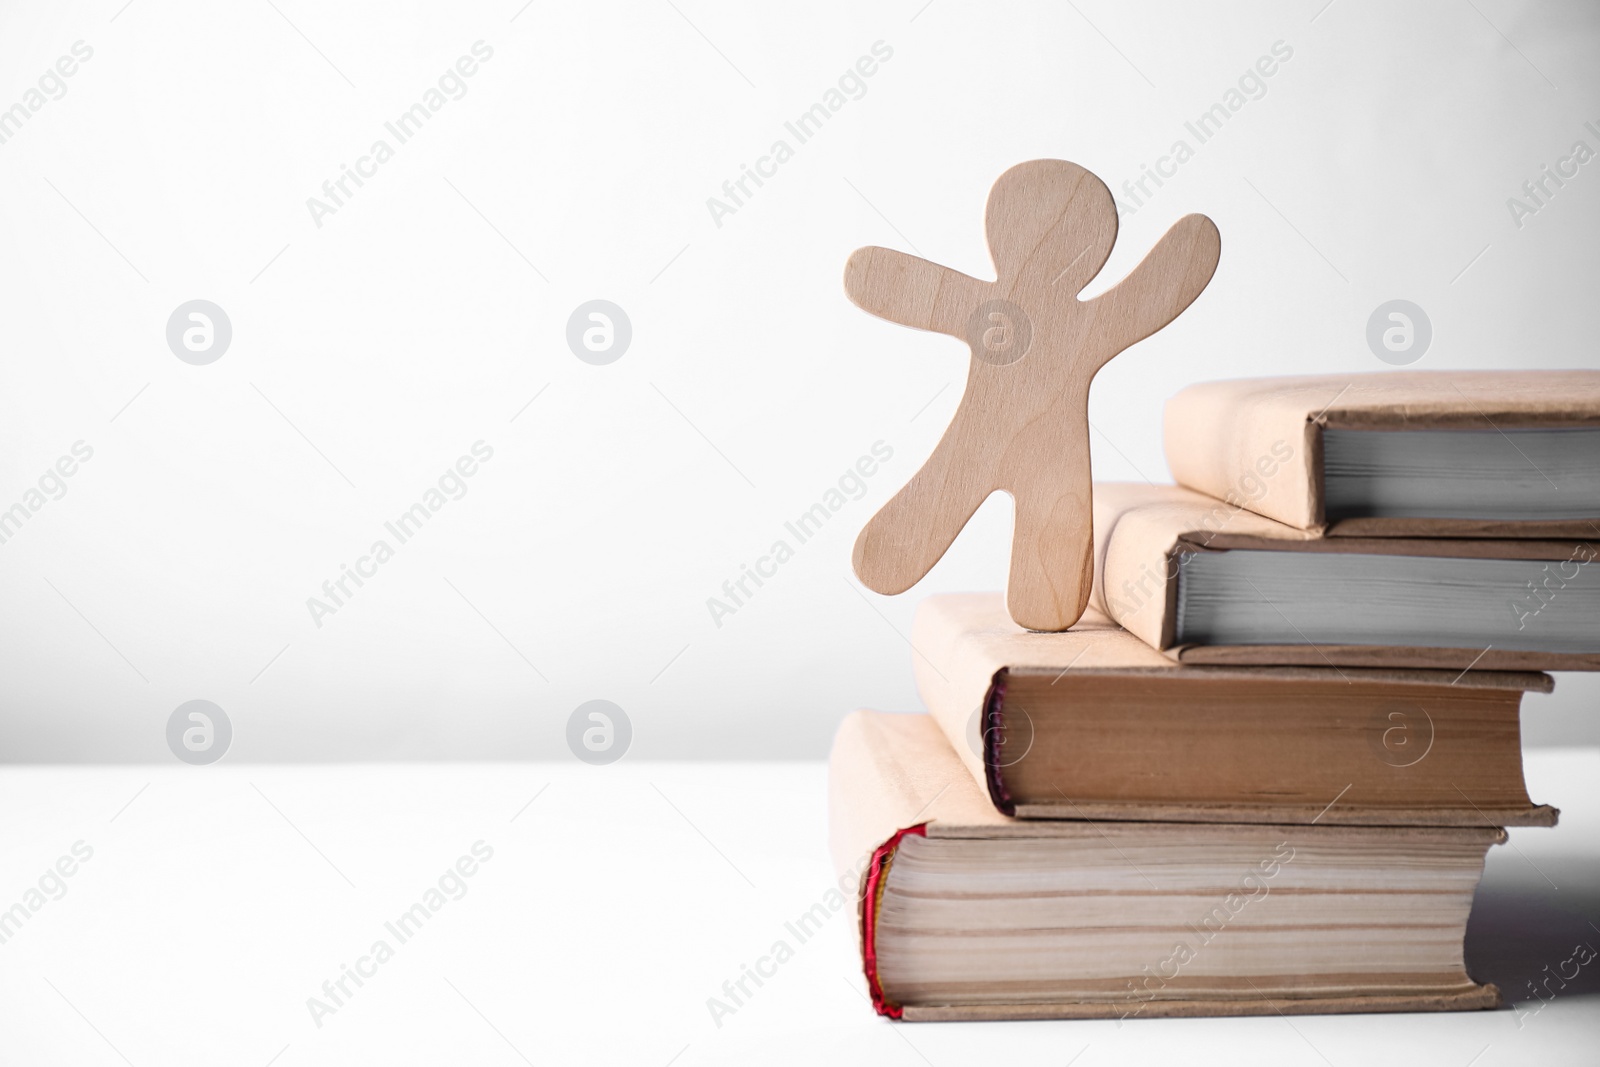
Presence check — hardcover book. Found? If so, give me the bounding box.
[911,593,1556,825]
[829,710,1505,1021]
[1163,370,1600,537]
[1090,482,1600,670]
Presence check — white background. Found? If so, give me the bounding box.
[0,0,1596,762]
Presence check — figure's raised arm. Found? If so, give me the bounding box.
[843,246,989,339]
[1087,213,1220,359]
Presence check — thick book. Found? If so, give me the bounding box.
[830,709,1504,1021]
[911,593,1556,826]
[1163,370,1600,537]
[1090,482,1600,670]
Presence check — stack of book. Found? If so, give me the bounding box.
[830,370,1599,1021]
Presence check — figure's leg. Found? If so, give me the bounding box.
[852,415,996,595]
[1004,423,1094,632]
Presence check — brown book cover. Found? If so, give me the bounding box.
[911,593,1556,826]
[829,710,1504,1021]
[1089,481,1600,671]
[1163,370,1600,537]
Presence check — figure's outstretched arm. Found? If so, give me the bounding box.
[1087,214,1220,361]
[844,246,989,340]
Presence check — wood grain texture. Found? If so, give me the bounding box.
[846,160,1220,631]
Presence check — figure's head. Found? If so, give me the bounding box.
[985,160,1117,298]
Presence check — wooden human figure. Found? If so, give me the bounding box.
[845,159,1220,631]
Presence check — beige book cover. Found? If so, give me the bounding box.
[828,710,1504,1021]
[1090,481,1600,671]
[910,592,1554,825]
[1163,370,1600,537]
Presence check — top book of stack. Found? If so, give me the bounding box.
[1163,370,1600,538]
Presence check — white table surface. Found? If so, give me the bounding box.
[2,749,1596,1066]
